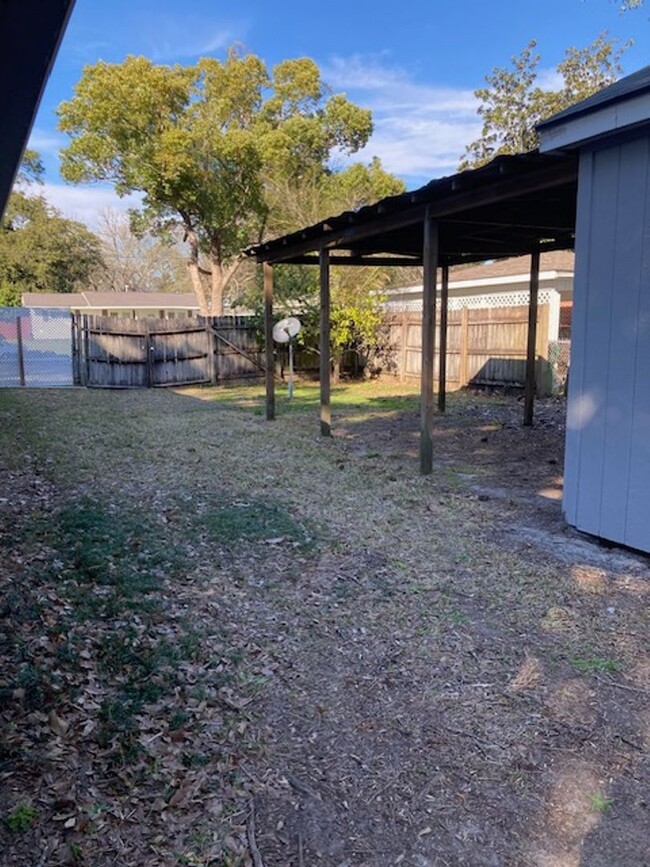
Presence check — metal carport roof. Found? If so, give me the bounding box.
[246,150,579,475]
[247,151,578,267]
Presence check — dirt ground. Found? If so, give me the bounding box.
[0,385,648,867]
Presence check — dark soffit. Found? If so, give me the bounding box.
[0,0,76,215]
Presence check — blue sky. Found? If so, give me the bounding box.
[31,0,650,226]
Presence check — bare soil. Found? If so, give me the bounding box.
[0,385,647,867]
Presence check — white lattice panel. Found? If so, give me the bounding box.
[384,288,557,313]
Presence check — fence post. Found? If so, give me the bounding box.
[535,302,551,397]
[71,313,81,385]
[206,319,217,384]
[82,315,91,385]
[400,311,407,382]
[144,323,153,387]
[16,316,26,386]
[438,263,449,412]
[459,306,469,387]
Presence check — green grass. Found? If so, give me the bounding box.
[5,804,38,833]
[182,379,421,416]
[590,790,613,814]
[200,499,313,546]
[572,656,622,674]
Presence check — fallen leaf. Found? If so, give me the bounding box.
[49,709,69,737]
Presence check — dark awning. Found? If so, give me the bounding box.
[0,0,76,214]
[247,150,578,267]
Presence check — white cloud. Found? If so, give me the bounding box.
[536,66,564,92]
[323,55,482,185]
[41,183,142,229]
[27,129,65,156]
[152,27,236,60]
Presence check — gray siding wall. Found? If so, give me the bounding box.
[565,136,650,551]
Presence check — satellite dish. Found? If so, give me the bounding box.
[273,316,301,343]
[271,317,301,400]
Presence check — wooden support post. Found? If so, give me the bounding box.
[438,262,449,413]
[420,210,438,474]
[263,263,275,420]
[16,316,26,386]
[524,248,541,426]
[319,248,331,436]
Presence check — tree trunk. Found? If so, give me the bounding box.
[209,251,224,317]
[185,226,210,315]
[187,261,209,315]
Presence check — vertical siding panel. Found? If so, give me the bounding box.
[563,152,594,526]
[599,139,649,541]
[573,148,619,534]
[624,138,650,550]
[566,149,619,534]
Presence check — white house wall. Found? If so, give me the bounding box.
[564,136,650,552]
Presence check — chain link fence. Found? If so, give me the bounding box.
[0,308,73,387]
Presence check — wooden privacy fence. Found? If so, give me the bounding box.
[73,315,264,388]
[385,303,553,395]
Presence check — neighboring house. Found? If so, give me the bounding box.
[383,250,574,343]
[22,291,201,320]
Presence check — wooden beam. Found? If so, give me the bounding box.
[282,255,423,267]
[524,248,541,426]
[420,210,438,474]
[319,248,331,437]
[255,159,577,263]
[263,263,275,421]
[438,263,449,413]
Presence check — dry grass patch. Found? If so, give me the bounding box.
[0,383,647,866]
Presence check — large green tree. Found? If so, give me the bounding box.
[236,155,405,379]
[460,33,628,170]
[58,50,373,314]
[0,154,103,307]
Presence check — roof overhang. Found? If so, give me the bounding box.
[248,151,579,268]
[0,0,76,215]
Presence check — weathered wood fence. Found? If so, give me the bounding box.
[73,315,264,388]
[385,303,553,395]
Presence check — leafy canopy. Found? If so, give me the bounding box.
[0,155,103,307]
[58,50,374,313]
[460,33,628,170]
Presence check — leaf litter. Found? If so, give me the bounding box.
[0,385,648,866]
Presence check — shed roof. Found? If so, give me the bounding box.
[537,64,650,130]
[248,151,578,267]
